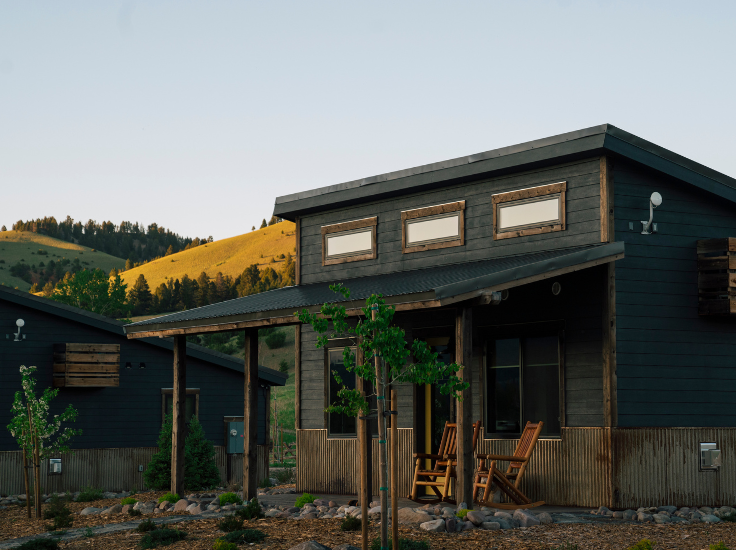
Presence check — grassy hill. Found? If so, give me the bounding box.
[120,221,296,290]
[0,230,126,291]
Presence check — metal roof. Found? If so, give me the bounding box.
[0,286,287,386]
[124,242,624,335]
[273,124,736,220]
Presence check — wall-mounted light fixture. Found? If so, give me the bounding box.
[125,362,132,369]
[552,281,562,296]
[49,458,62,475]
[700,442,721,471]
[7,319,26,341]
[641,192,663,235]
[139,362,146,369]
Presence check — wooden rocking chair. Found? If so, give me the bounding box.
[472,420,545,510]
[408,420,481,504]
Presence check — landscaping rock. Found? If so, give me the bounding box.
[288,542,331,550]
[187,505,203,515]
[328,501,337,508]
[612,511,624,519]
[265,509,283,517]
[465,511,486,526]
[495,518,514,529]
[715,506,734,517]
[513,509,540,527]
[80,507,102,515]
[669,516,688,523]
[420,519,446,532]
[657,506,677,514]
[623,510,636,520]
[702,514,721,523]
[637,512,653,523]
[121,505,133,514]
[173,499,191,513]
[302,512,319,520]
[287,507,301,513]
[313,499,328,507]
[445,518,457,532]
[397,508,432,524]
[368,506,382,515]
[537,512,553,524]
[101,504,122,515]
[652,513,670,524]
[482,521,501,530]
[333,545,360,550]
[596,506,611,516]
[700,507,714,514]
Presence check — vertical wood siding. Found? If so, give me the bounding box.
[613,428,736,508]
[0,446,268,495]
[297,429,413,496]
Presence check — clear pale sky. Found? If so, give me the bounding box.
[1,1,735,240]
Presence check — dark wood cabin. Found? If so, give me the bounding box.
[0,286,286,494]
[124,124,736,508]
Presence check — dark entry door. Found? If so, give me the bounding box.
[415,335,454,456]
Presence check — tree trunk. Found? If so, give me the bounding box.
[22,429,30,519]
[372,306,388,550]
[34,431,41,519]
[390,389,399,550]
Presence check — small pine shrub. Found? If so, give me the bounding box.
[219,492,243,506]
[275,468,295,484]
[213,540,238,550]
[220,529,267,544]
[456,509,470,518]
[710,543,731,550]
[721,511,736,522]
[157,493,180,504]
[140,528,187,549]
[43,494,72,519]
[341,516,362,531]
[136,519,158,533]
[279,359,289,373]
[370,538,429,550]
[295,493,316,507]
[83,527,94,538]
[258,478,272,488]
[17,540,59,550]
[218,515,244,532]
[185,416,223,490]
[235,498,263,520]
[628,541,654,550]
[265,331,286,349]
[129,509,143,517]
[76,486,104,502]
[121,497,138,505]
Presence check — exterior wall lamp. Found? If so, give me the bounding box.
[641,192,663,235]
[6,319,26,341]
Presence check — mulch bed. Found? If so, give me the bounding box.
[3,508,736,550]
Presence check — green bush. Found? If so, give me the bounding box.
[710,543,731,550]
[295,493,316,507]
[218,515,244,532]
[129,509,142,517]
[157,493,180,504]
[121,497,138,505]
[44,495,73,531]
[136,519,158,533]
[279,359,289,373]
[184,416,222,490]
[17,540,59,550]
[370,538,429,550]
[258,478,272,488]
[144,414,174,490]
[456,509,470,518]
[220,529,267,544]
[83,527,94,538]
[628,541,654,550]
[235,498,263,520]
[76,486,104,502]
[213,540,238,550]
[275,468,295,484]
[265,331,286,349]
[219,492,243,506]
[341,516,362,531]
[140,528,187,549]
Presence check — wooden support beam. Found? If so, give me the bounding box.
[455,306,473,506]
[243,327,259,501]
[295,325,301,430]
[600,156,614,243]
[264,385,271,481]
[295,216,301,285]
[171,335,187,496]
[602,263,617,428]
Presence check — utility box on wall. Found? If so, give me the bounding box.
[224,417,244,454]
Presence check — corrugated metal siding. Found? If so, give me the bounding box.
[297,429,413,496]
[477,428,611,508]
[0,446,268,495]
[613,428,735,508]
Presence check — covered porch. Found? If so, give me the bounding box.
[124,242,623,505]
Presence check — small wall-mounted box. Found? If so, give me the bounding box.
[224,417,244,454]
[700,442,721,471]
[49,458,62,475]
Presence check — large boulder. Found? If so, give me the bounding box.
[420,519,446,532]
[101,504,122,515]
[482,521,501,530]
[397,508,432,524]
[637,512,653,523]
[173,499,191,513]
[445,518,457,532]
[80,507,102,515]
[652,513,670,524]
[333,546,360,550]
[187,504,203,515]
[537,512,553,525]
[495,517,514,530]
[513,509,540,527]
[465,511,486,526]
[657,506,677,514]
[702,514,722,523]
[288,542,331,550]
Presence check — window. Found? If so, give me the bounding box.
[401,201,465,253]
[161,389,199,424]
[322,217,377,265]
[327,347,357,436]
[485,335,560,437]
[492,182,566,240]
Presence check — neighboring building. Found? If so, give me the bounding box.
[0,286,286,493]
[125,124,736,508]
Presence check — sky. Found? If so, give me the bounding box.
[1,1,735,241]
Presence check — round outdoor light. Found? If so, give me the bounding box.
[16,319,24,328]
[501,289,510,301]
[651,192,663,207]
[552,281,562,295]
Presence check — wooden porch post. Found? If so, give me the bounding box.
[171,335,187,496]
[455,306,473,506]
[243,327,259,501]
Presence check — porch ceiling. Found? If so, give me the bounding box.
[124,242,624,339]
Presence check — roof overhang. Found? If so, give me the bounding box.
[273,124,736,221]
[124,242,624,339]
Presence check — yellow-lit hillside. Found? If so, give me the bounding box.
[0,231,126,291]
[120,221,296,290]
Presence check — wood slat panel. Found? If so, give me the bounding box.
[65,343,120,353]
[66,377,119,387]
[56,364,120,373]
[62,353,121,363]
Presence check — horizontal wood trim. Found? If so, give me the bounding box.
[321,217,378,235]
[57,353,121,363]
[402,238,463,254]
[492,181,567,205]
[65,343,120,353]
[323,250,375,266]
[697,238,736,254]
[495,223,564,241]
[400,201,465,222]
[161,388,201,395]
[64,376,119,387]
[54,363,119,373]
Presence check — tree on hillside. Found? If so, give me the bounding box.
[268,216,281,226]
[251,226,255,231]
[196,271,211,307]
[51,268,130,318]
[165,245,174,256]
[260,219,267,229]
[124,258,134,271]
[1,225,6,231]
[129,274,153,315]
